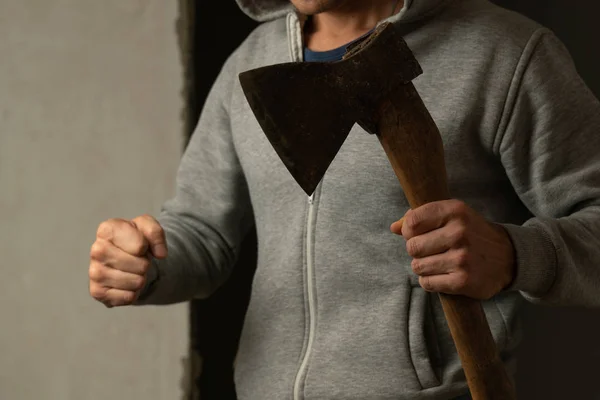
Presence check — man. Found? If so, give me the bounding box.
[88,0,600,399]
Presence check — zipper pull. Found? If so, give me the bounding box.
[308,193,314,204]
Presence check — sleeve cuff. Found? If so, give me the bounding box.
[500,222,558,297]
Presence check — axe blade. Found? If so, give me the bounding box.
[239,63,356,195]
[239,23,423,196]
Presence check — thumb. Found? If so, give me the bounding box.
[131,214,168,259]
[390,216,405,235]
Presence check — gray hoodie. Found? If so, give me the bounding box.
[137,0,600,398]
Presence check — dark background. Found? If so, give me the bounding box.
[186,1,600,399]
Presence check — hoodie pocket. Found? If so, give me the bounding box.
[407,286,443,389]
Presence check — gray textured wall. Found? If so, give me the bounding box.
[2,1,599,399]
[0,1,188,399]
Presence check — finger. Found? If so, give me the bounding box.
[97,218,148,256]
[131,214,167,259]
[419,271,469,295]
[406,218,470,257]
[104,288,138,307]
[410,252,456,277]
[390,217,405,235]
[405,224,453,258]
[90,240,150,275]
[89,283,138,307]
[89,261,146,292]
[402,200,458,240]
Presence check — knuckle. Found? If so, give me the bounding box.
[454,249,470,268]
[136,215,163,234]
[147,225,165,242]
[131,276,146,291]
[449,199,466,212]
[411,259,424,275]
[406,239,421,257]
[405,212,421,232]
[89,284,107,300]
[451,201,470,221]
[450,224,468,245]
[96,219,116,240]
[139,214,155,222]
[431,201,445,216]
[89,240,107,260]
[88,263,106,282]
[130,238,147,256]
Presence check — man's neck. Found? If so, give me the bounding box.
[304,0,403,52]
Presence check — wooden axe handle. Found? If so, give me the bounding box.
[376,82,516,400]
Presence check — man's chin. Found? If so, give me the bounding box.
[290,0,336,15]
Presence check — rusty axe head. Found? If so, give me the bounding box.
[239,22,422,195]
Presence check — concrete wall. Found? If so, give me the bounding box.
[0,1,188,399]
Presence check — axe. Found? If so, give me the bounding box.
[239,22,516,400]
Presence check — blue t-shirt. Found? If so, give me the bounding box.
[303,44,348,62]
[303,29,374,62]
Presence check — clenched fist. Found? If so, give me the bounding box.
[89,214,167,307]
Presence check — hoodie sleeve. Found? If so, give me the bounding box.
[496,28,600,307]
[135,53,255,305]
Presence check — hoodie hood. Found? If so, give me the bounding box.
[236,0,292,22]
[235,0,451,23]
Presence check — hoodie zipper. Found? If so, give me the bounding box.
[293,192,317,400]
[287,12,315,400]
